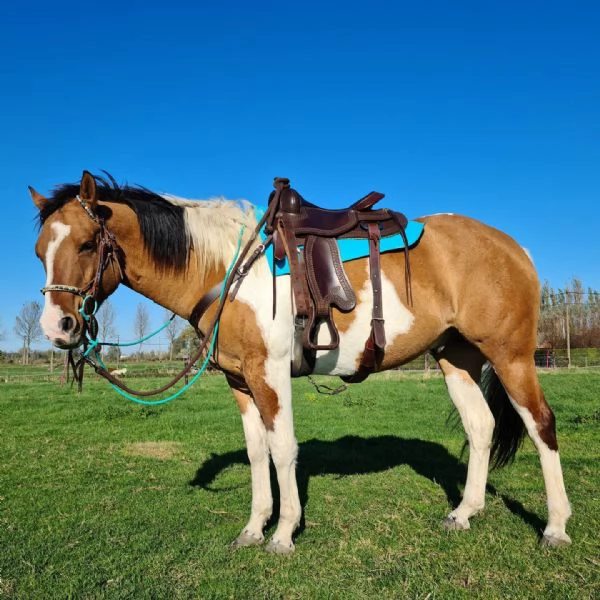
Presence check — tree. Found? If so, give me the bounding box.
[538,279,600,350]
[14,301,43,365]
[134,303,150,360]
[98,300,117,342]
[163,310,183,361]
[171,324,201,359]
[0,318,5,360]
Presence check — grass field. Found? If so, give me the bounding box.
[1,370,599,599]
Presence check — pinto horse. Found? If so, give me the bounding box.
[30,171,571,553]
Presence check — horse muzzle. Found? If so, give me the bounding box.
[40,309,83,349]
[49,333,83,350]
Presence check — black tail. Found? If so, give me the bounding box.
[480,365,526,469]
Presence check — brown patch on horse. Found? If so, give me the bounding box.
[536,395,559,451]
[242,367,280,431]
[204,292,281,431]
[331,259,369,337]
[493,359,560,452]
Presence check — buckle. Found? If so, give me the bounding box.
[294,316,307,332]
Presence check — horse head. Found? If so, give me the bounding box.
[31,171,122,349]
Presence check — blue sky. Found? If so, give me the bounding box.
[1,1,598,352]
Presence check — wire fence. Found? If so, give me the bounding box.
[2,351,599,385]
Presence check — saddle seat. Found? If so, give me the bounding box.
[264,177,412,383]
[274,179,407,238]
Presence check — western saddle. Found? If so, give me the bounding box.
[264,177,412,382]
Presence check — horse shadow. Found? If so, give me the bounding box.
[189,435,545,538]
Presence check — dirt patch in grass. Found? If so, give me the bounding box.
[123,441,182,460]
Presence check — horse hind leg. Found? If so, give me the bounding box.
[491,357,572,546]
[433,336,494,531]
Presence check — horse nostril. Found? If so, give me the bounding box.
[59,316,75,332]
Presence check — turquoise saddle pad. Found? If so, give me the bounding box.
[255,207,425,277]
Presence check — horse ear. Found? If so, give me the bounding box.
[79,170,97,208]
[29,186,48,210]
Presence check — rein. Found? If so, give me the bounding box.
[55,192,280,400]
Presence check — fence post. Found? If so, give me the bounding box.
[566,302,571,368]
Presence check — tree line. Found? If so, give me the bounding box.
[4,276,600,365]
[539,278,600,348]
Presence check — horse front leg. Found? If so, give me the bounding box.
[245,362,301,554]
[227,382,272,548]
[265,397,301,554]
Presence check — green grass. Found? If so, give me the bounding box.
[1,371,599,598]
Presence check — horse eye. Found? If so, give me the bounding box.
[79,240,96,253]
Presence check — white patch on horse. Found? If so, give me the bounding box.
[165,195,255,277]
[314,265,415,376]
[40,222,71,340]
[507,397,572,543]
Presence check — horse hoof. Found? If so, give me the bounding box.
[230,530,264,549]
[442,515,470,531]
[265,538,295,555]
[541,533,572,548]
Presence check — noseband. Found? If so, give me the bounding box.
[40,195,122,320]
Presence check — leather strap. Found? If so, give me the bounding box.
[389,210,413,306]
[349,191,385,211]
[277,219,310,318]
[342,222,386,383]
[189,282,222,328]
[189,236,272,327]
[367,222,386,351]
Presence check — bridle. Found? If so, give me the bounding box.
[39,195,124,387]
[40,195,122,321]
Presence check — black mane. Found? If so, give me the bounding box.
[39,173,190,273]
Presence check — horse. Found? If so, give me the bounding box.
[30,171,571,553]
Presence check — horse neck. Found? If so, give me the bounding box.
[106,203,227,321]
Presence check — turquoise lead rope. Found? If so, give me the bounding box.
[82,314,178,360]
[86,224,247,406]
